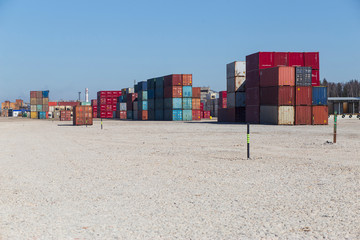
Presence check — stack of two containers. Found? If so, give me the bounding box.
[91,100,97,118]
[30,91,49,119]
[136,82,148,120]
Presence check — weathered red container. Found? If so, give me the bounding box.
[246,87,260,106]
[99,98,106,105]
[260,86,294,106]
[60,110,72,121]
[200,102,204,111]
[120,111,126,119]
[30,91,37,98]
[139,110,148,120]
[182,74,192,86]
[192,110,201,120]
[312,106,328,125]
[295,106,311,125]
[164,74,182,87]
[288,52,304,67]
[304,52,319,70]
[91,99,97,106]
[192,87,201,98]
[73,106,93,126]
[219,91,227,98]
[106,111,113,119]
[274,52,288,67]
[295,87,312,105]
[246,52,274,72]
[246,70,260,88]
[192,98,200,110]
[164,86,182,98]
[245,105,260,123]
[218,97,227,109]
[312,70,320,86]
[260,66,295,87]
[203,111,210,119]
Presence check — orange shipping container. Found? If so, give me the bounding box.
[260,66,295,87]
[164,86,182,98]
[73,106,93,125]
[312,106,328,125]
[139,110,148,120]
[192,87,201,98]
[182,74,192,86]
[192,98,200,110]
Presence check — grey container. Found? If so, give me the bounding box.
[235,92,246,107]
[295,67,312,86]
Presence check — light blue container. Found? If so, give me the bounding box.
[312,86,327,105]
[164,98,182,109]
[182,98,192,110]
[182,86,192,98]
[155,110,164,120]
[164,109,182,121]
[155,98,163,110]
[37,105,42,111]
[155,87,164,98]
[182,110,192,121]
[138,101,148,111]
[81,102,91,106]
[148,99,155,110]
[38,111,46,119]
[148,89,155,99]
[127,111,133,120]
[139,91,148,101]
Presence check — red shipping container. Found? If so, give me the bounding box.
[246,87,260,106]
[295,87,312,105]
[312,70,320,86]
[288,52,304,67]
[99,98,106,105]
[246,69,260,88]
[203,111,210,119]
[219,91,227,98]
[312,106,328,125]
[200,102,204,111]
[295,106,311,125]
[192,87,201,98]
[106,111,113,119]
[218,98,227,109]
[127,93,137,102]
[260,86,294,106]
[260,66,295,87]
[106,105,113,111]
[274,52,288,67]
[164,86,182,98]
[192,110,201,120]
[200,111,204,119]
[246,52,274,72]
[245,105,260,124]
[120,111,126,119]
[112,97,118,104]
[30,91,37,98]
[139,110,148,120]
[304,52,319,70]
[99,112,106,118]
[164,74,182,87]
[182,74,192,86]
[58,102,79,107]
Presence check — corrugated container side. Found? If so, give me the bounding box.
[182,110,192,121]
[182,86,192,97]
[245,70,260,88]
[246,52,274,72]
[164,98,182,109]
[227,92,236,108]
[312,86,327,105]
[226,61,246,79]
[245,105,260,124]
[274,52,288,67]
[182,74,192,86]
[155,98,164,110]
[260,106,294,125]
[192,87,201,98]
[192,110,201,120]
[227,76,246,92]
[295,87,312,106]
[260,86,294,106]
[235,107,246,122]
[246,87,260,106]
[235,92,246,107]
[312,106,328,125]
[192,98,200,110]
[312,70,320,86]
[304,52,319,70]
[182,98,192,110]
[295,106,311,125]
[164,74,182,87]
[155,110,164,120]
[164,86,182,98]
[288,52,304,67]
[260,66,295,87]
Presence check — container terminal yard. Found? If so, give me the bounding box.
[0,1,359,239]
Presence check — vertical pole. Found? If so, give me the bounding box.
[247,123,250,159]
[334,111,337,143]
[101,118,103,130]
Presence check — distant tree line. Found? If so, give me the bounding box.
[322,79,360,97]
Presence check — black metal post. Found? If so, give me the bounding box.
[247,123,250,159]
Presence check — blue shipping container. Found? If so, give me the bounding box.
[155,110,164,120]
[138,101,148,111]
[134,84,139,93]
[148,110,155,120]
[312,86,328,105]
[164,109,182,121]
[127,111,133,120]
[133,111,138,120]
[138,81,147,91]
[182,110,192,121]
[148,89,155,99]
[155,77,164,89]
[155,87,164,99]
[147,78,156,89]
[38,111,46,119]
[155,98,164,110]
[182,98,192,110]
[182,86,192,98]
[148,99,155,110]
[164,98,182,109]
[42,91,49,98]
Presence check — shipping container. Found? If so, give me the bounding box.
[260,86,294,106]
[274,52,288,67]
[295,106,311,125]
[218,97,227,109]
[227,76,246,92]
[73,106,93,125]
[133,101,138,111]
[30,111,38,119]
[260,106,294,125]
[164,74,182,87]
[227,92,236,108]
[127,111,133,120]
[182,86,192,97]
[312,70,320,86]
[155,77,164,89]
[245,105,260,123]
[182,98,192,110]
[304,52,319,70]
[192,98,200,110]
[139,110,148,120]
[148,89,155,99]
[182,110,192,121]
[235,107,246,122]
[138,101,148,111]
[155,87,164,99]
[37,105,42,111]
[235,92,246,107]
[246,52,274,72]
[218,108,235,122]
[133,110,138,120]
[42,91,49,98]
[246,70,260,88]
[138,81,148,91]
[138,91,148,101]
[155,110,164,120]
[192,110,201,120]
[312,86,327,105]
[164,98,182,109]
[182,74,192,86]
[312,106,328,125]
[30,91,37,98]
[260,66,295,87]
[202,111,210,119]
[148,99,155,110]
[164,109,182,121]
[119,102,127,111]
[288,52,304,67]
[295,67,312,86]
[295,87,312,106]
[246,87,260,106]
[148,110,155,120]
[164,86,182,98]
[155,98,164,110]
[226,61,246,79]
[192,87,201,98]
[147,78,156,89]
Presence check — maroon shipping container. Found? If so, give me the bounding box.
[164,86,182,98]
[312,70,320,86]
[246,52,274,72]
[218,108,235,122]
[182,74,192,86]
[288,52,304,67]
[312,106,328,125]
[58,101,80,107]
[91,99,97,106]
[203,111,211,119]
[260,66,295,87]
[304,52,319,70]
[295,87,312,105]
[235,107,246,122]
[200,102,204,111]
[245,105,260,124]
[246,87,260,106]
[260,86,295,106]
[192,87,201,98]
[219,91,227,99]
[164,74,182,87]
[274,52,288,67]
[192,110,201,120]
[295,106,311,125]
[218,98,227,109]
[246,69,260,88]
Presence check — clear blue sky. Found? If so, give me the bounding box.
[0,0,359,102]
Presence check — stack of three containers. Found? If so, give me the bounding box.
[227,62,246,122]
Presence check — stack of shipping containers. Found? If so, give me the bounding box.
[192,87,201,120]
[60,110,72,121]
[228,61,246,122]
[127,91,137,120]
[155,77,164,120]
[137,81,148,120]
[182,74,193,121]
[164,74,183,121]
[73,106,93,126]
[294,67,312,125]
[91,99,97,118]
[97,91,122,119]
[217,91,227,122]
[147,79,156,120]
[30,90,49,119]
[312,87,328,125]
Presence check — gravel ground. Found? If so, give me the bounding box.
[0,117,359,239]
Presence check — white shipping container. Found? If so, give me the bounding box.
[49,106,55,112]
[235,92,246,107]
[260,106,294,125]
[227,76,246,92]
[120,102,127,111]
[12,111,21,117]
[30,105,37,112]
[226,61,246,79]
[227,92,236,108]
[127,88,134,94]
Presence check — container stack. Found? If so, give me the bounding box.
[294,67,312,125]
[164,74,183,121]
[192,87,201,120]
[30,90,49,119]
[155,77,164,120]
[73,106,93,126]
[97,91,122,119]
[91,99,97,118]
[227,61,246,122]
[137,81,148,120]
[126,92,137,120]
[312,86,328,125]
[147,78,156,120]
[182,74,193,121]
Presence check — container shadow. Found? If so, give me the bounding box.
[184,121,248,125]
[57,124,74,127]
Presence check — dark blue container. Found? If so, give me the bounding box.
[118,96,125,102]
[134,84,139,93]
[127,111,133,120]
[113,111,116,119]
[42,91,49,98]
[182,86,192,98]
[164,98,182,109]
[155,98,163,110]
[182,110,192,121]
[164,109,182,121]
[312,86,327,105]
[148,99,155,110]
[155,77,164,89]
[138,81,147,91]
[182,98,192,110]
[147,78,156,89]
[148,110,155,120]
[138,91,148,101]
[148,89,155,99]
[155,87,164,98]
[138,101,148,111]
[155,110,164,120]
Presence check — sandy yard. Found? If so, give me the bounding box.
[0,117,359,239]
